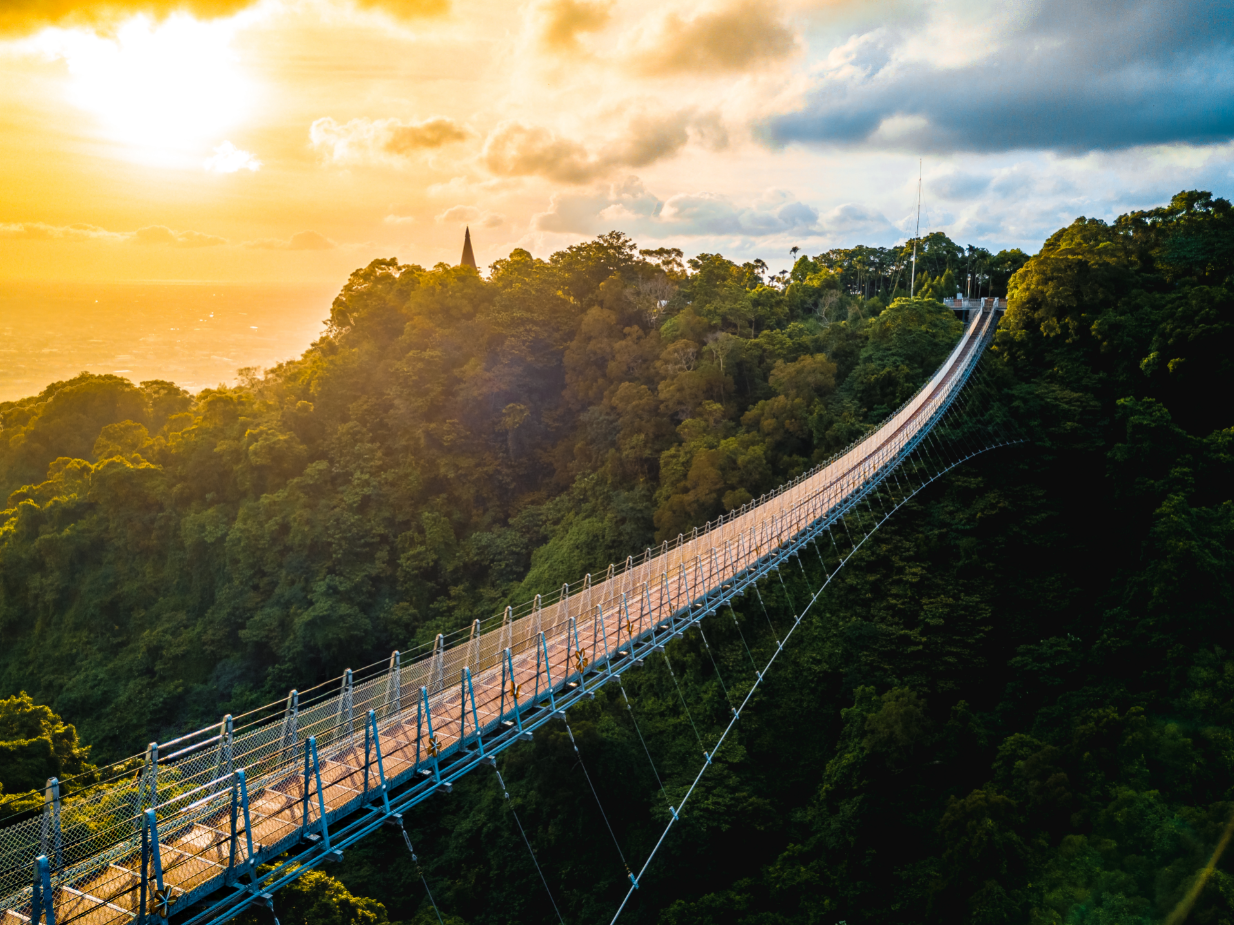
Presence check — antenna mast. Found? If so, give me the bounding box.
[910,158,921,297]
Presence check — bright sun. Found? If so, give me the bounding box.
[38,14,255,162]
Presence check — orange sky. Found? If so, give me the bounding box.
[0,0,1230,283]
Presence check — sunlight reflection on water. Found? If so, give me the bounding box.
[0,280,339,403]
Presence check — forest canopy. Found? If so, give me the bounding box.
[2,194,1233,924]
[0,231,961,756]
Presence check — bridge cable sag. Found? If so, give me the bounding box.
[560,719,634,883]
[394,820,445,925]
[0,315,1018,925]
[660,651,706,757]
[695,626,734,710]
[773,572,798,624]
[617,679,671,808]
[726,603,760,676]
[811,536,830,581]
[494,766,566,925]
[607,551,832,925]
[752,585,781,645]
[608,409,1024,923]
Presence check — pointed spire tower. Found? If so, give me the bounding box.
[460,226,477,269]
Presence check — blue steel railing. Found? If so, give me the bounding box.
[1,304,1002,925]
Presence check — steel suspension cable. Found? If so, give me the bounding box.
[607,505,900,925]
[811,534,832,580]
[495,768,566,925]
[696,626,734,709]
[974,360,1018,445]
[773,570,798,623]
[562,719,633,882]
[965,364,1010,450]
[617,679,671,808]
[795,553,812,589]
[661,650,707,756]
[727,603,761,676]
[751,585,781,645]
[396,820,446,925]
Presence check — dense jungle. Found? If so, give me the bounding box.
[1,190,1232,925]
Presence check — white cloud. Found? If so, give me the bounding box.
[533,176,821,238]
[481,111,727,184]
[0,221,226,246]
[132,225,228,247]
[310,116,470,166]
[203,141,261,173]
[0,221,124,242]
[243,231,337,250]
[436,205,505,227]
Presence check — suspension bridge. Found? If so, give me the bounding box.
[0,302,1011,925]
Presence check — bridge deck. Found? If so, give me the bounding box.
[1,306,1000,925]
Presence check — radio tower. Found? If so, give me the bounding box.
[910,159,921,297]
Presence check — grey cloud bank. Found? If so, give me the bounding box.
[765,0,1234,154]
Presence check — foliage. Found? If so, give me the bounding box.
[1,192,1232,925]
[0,692,94,817]
[0,239,956,757]
[788,232,1029,303]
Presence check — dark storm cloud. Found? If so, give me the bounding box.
[764,0,1234,153]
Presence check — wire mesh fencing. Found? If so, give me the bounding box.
[0,307,1001,923]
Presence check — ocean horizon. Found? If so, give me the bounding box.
[0,279,341,404]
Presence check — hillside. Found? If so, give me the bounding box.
[2,191,1233,924]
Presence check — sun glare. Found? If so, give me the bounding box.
[38,14,255,163]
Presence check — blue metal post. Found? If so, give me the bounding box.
[661,573,673,631]
[595,604,612,673]
[533,632,543,704]
[139,810,150,925]
[640,582,652,638]
[366,711,390,811]
[143,810,167,919]
[337,669,354,743]
[32,855,53,925]
[462,668,485,757]
[681,566,693,623]
[214,717,233,785]
[138,742,159,814]
[309,738,331,849]
[300,741,311,840]
[538,632,558,712]
[498,648,509,723]
[569,617,588,694]
[362,717,372,802]
[278,694,298,764]
[40,778,62,872]
[419,687,442,783]
[227,770,239,877]
[415,688,423,768]
[237,770,256,879]
[298,737,330,850]
[384,651,402,720]
[502,649,524,732]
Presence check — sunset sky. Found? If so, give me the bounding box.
[1,0,1231,283]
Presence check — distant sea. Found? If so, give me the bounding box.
[0,280,342,404]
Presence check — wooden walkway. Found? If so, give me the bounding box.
[3,306,999,925]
